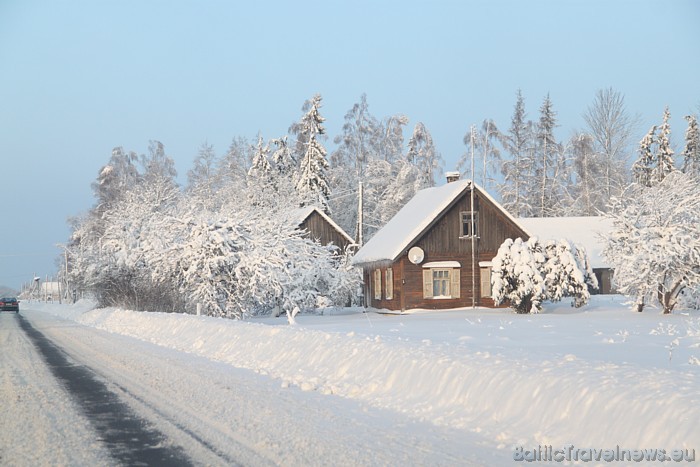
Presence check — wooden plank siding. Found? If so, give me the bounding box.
[299,211,351,251]
[364,188,528,311]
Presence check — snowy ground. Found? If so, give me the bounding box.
[21,296,700,464]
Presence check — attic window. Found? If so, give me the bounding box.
[460,211,479,238]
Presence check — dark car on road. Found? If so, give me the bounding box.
[0,297,19,312]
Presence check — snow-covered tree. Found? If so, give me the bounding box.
[492,237,547,314]
[187,142,220,209]
[289,94,326,160]
[654,107,675,184]
[268,135,300,204]
[290,95,331,211]
[528,94,568,217]
[569,132,604,216]
[603,171,700,314]
[632,125,656,187]
[499,89,534,217]
[406,122,442,187]
[682,114,700,177]
[458,120,501,191]
[296,135,331,212]
[583,88,636,204]
[91,147,141,213]
[542,239,598,308]
[492,236,596,313]
[376,114,408,163]
[330,93,379,175]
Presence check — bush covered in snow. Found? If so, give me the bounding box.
[492,237,597,313]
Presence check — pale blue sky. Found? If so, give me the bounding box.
[0,0,698,290]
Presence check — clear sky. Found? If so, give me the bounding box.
[0,0,698,290]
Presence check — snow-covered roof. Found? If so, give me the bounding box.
[517,216,614,269]
[352,180,529,265]
[290,206,355,245]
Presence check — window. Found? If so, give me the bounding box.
[385,268,393,300]
[480,266,492,298]
[460,211,479,238]
[374,269,382,300]
[432,269,450,297]
[422,265,461,299]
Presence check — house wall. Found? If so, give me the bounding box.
[366,189,528,311]
[300,211,351,251]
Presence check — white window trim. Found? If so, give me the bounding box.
[422,261,461,269]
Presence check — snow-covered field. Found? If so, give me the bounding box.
[32,296,700,462]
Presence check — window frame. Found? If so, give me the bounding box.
[385,267,393,300]
[422,267,461,300]
[460,211,479,238]
[480,266,492,298]
[373,269,382,300]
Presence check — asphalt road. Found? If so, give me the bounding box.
[1,308,486,466]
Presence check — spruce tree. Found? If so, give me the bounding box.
[682,114,700,177]
[654,106,675,184]
[632,126,656,187]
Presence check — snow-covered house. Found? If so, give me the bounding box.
[352,177,530,311]
[292,206,354,252]
[518,216,616,294]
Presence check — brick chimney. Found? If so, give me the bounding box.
[445,171,460,183]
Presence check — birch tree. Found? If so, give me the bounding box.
[583,88,636,203]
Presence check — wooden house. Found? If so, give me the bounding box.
[292,206,354,252]
[351,177,531,311]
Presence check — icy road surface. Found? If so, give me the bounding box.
[0,309,503,466]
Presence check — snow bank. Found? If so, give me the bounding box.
[31,298,700,452]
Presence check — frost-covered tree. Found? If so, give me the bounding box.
[569,132,604,216]
[654,106,675,184]
[458,120,501,191]
[632,125,656,187]
[376,114,408,163]
[187,142,220,209]
[542,239,598,308]
[246,135,277,208]
[529,94,566,217]
[492,237,547,313]
[406,122,442,187]
[583,88,636,203]
[330,93,379,175]
[492,236,596,313]
[268,136,299,204]
[216,136,251,204]
[289,94,326,160]
[296,135,331,211]
[290,95,331,211]
[499,90,534,217]
[603,171,700,314]
[682,114,700,177]
[91,147,141,213]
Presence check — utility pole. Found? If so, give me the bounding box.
[357,180,364,247]
[470,125,476,309]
